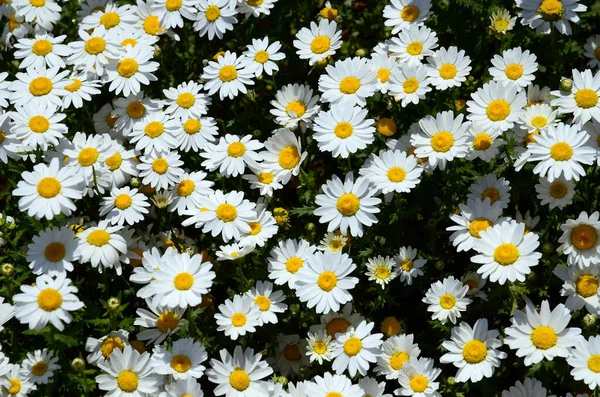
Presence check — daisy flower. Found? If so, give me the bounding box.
[134,300,187,345]
[128,111,179,155]
[383,0,431,34]
[551,69,600,127]
[515,0,587,35]
[238,201,278,248]
[489,9,517,34]
[236,0,277,17]
[80,2,139,33]
[206,346,273,396]
[103,143,139,188]
[394,246,426,285]
[312,303,366,339]
[567,335,600,389]
[259,128,306,184]
[138,150,185,190]
[306,329,336,364]
[447,198,506,252]
[519,103,558,134]
[172,116,219,152]
[169,171,214,215]
[462,272,488,300]
[584,35,600,69]
[194,0,238,40]
[366,255,398,289]
[162,378,203,397]
[22,349,59,385]
[96,346,162,397]
[557,211,600,266]
[270,83,320,131]
[99,186,150,226]
[467,174,512,209]
[332,320,383,377]
[293,19,342,66]
[313,104,376,159]
[62,131,113,187]
[465,123,506,162]
[375,334,421,379]
[151,338,207,380]
[501,377,548,397]
[489,47,538,90]
[554,262,600,315]
[12,0,61,31]
[12,158,85,220]
[0,365,37,397]
[535,176,575,209]
[314,172,381,237]
[584,120,600,165]
[410,110,470,170]
[135,0,166,37]
[75,221,128,275]
[244,280,287,326]
[10,102,67,151]
[106,45,159,96]
[267,239,317,288]
[318,232,348,253]
[527,123,595,181]
[26,226,78,276]
[201,51,254,100]
[423,276,471,324]
[214,294,261,340]
[504,299,581,366]
[0,116,20,165]
[13,273,84,331]
[274,334,307,376]
[440,318,507,383]
[201,134,263,178]
[14,33,70,71]
[389,64,432,107]
[295,250,359,314]
[61,71,102,109]
[318,57,377,107]
[9,66,69,108]
[242,167,283,197]
[389,25,438,66]
[112,92,161,134]
[396,357,442,397]
[163,81,211,121]
[242,36,285,77]
[151,0,197,29]
[215,243,255,261]
[467,81,526,132]
[426,46,472,90]
[368,52,399,94]
[85,329,131,365]
[359,377,391,397]
[305,373,364,397]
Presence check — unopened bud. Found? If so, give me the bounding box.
[434,260,445,271]
[71,357,85,372]
[541,242,554,255]
[584,313,597,328]
[447,376,456,385]
[355,48,367,57]
[1,263,14,277]
[107,297,120,311]
[559,78,573,92]
[304,222,316,233]
[129,177,142,188]
[276,376,288,387]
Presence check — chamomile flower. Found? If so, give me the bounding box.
[554,262,600,315]
[332,320,383,377]
[173,116,219,152]
[368,53,399,94]
[274,334,307,376]
[305,373,364,397]
[270,83,320,131]
[318,232,348,253]
[313,104,376,159]
[206,346,273,396]
[13,273,84,331]
[426,46,472,90]
[389,64,432,107]
[61,72,102,109]
[22,349,59,385]
[14,34,70,71]
[314,172,381,237]
[489,47,538,90]
[202,51,254,100]
[245,280,287,326]
[462,272,488,300]
[13,158,85,220]
[242,167,283,197]
[268,239,317,288]
[295,250,359,314]
[135,0,166,37]
[376,334,421,379]
[242,36,285,77]
[359,377,391,397]
[12,0,61,30]
[360,149,423,195]
[10,102,67,150]
[501,378,548,397]
[293,19,342,66]
[504,299,581,366]
[10,66,69,108]
[201,134,263,178]
[447,198,506,252]
[389,25,438,66]
[128,111,179,154]
[515,0,587,35]
[134,300,187,345]
[236,0,276,17]
[366,256,398,289]
[106,45,159,96]
[306,330,336,364]
[163,81,210,121]
[151,0,197,29]
[194,0,238,40]
[383,0,431,34]
[215,294,261,340]
[75,221,128,274]
[557,211,600,266]
[552,69,600,127]
[169,171,213,215]
[584,35,600,69]
[103,143,139,188]
[423,276,471,325]
[239,202,278,248]
[535,176,575,209]
[0,116,19,164]
[162,378,203,397]
[440,318,507,383]
[85,329,130,365]
[584,120,600,165]
[26,226,77,276]
[527,123,595,181]
[152,338,207,380]
[410,110,470,170]
[467,174,512,209]
[138,150,185,190]
[0,364,36,397]
[467,81,527,132]
[394,246,426,285]
[465,123,506,162]
[260,128,306,184]
[319,58,377,108]
[112,92,161,134]
[520,103,558,134]
[396,357,442,397]
[100,186,150,226]
[567,335,600,389]
[490,9,517,34]
[215,243,255,261]
[80,2,139,33]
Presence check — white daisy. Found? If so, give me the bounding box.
[467,173,512,209]
[467,81,527,132]
[134,299,187,345]
[375,333,420,379]
[9,66,69,108]
[194,0,238,40]
[26,226,78,276]
[12,0,61,30]
[318,232,348,253]
[366,255,398,289]
[396,357,442,397]
[85,329,131,365]
[319,57,377,108]
[332,320,383,377]
[389,24,438,66]
[80,2,139,33]
[152,338,207,380]
[567,335,600,389]
[501,377,549,397]
[535,176,575,209]
[383,0,431,34]
[447,198,506,252]
[10,102,67,151]
[105,44,159,96]
[465,123,506,162]
[389,64,432,107]
[244,280,287,326]
[360,148,423,197]
[169,171,214,215]
[138,150,185,190]
[236,0,276,17]
[0,364,37,397]
[173,116,219,152]
[554,262,600,315]
[551,69,600,127]
[305,329,336,364]
[394,246,426,285]
[423,276,471,324]
[274,334,307,376]
[490,8,517,34]
[201,51,255,100]
[112,92,161,134]
[305,373,364,397]
[270,83,320,131]
[14,33,70,71]
[99,186,150,226]
[75,220,128,275]
[293,19,342,66]
[515,0,587,35]
[214,294,261,340]
[61,71,102,109]
[0,297,14,332]
[267,239,317,288]
[260,128,307,184]
[151,0,196,28]
[242,36,285,77]
[368,52,399,94]
[462,272,488,300]
[163,80,211,121]
[201,134,263,178]
[489,47,538,90]
[584,35,600,69]
[557,211,600,266]
[426,46,471,90]
[519,103,558,134]
[22,349,59,385]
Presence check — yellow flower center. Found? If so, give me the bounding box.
[37,288,63,311]
[334,121,353,138]
[177,180,195,197]
[549,181,568,198]
[231,312,247,327]
[403,77,419,94]
[254,50,269,64]
[114,194,132,210]
[550,142,573,161]
[28,115,50,133]
[285,257,303,273]
[152,158,169,174]
[576,274,599,297]
[310,36,331,54]
[247,0,263,5]
[313,341,328,354]
[439,64,458,79]
[390,352,409,370]
[571,224,598,250]
[7,379,21,395]
[330,239,343,251]
[494,243,519,266]
[462,340,488,364]
[284,344,302,361]
[401,259,414,271]
[410,375,428,393]
[440,293,456,309]
[473,133,492,150]
[258,171,274,184]
[531,116,548,128]
[254,295,270,311]
[377,68,391,83]
[336,193,360,216]
[65,79,83,93]
[401,5,420,21]
[78,147,99,166]
[229,369,250,391]
[531,326,557,350]
[376,118,396,136]
[37,177,61,198]
[219,65,238,82]
[343,337,363,356]
[431,131,454,152]
[126,101,145,119]
[117,370,138,392]
[101,336,125,358]
[8,15,20,32]
[117,58,139,78]
[486,99,511,121]
[318,271,338,292]
[176,92,195,109]
[279,145,301,169]
[406,41,423,56]
[319,6,338,19]
[468,218,493,238]
[286,100,306,117]
[588,355,600,373]
[172,272,193,290]
[29,0,44,6]
[183,119,201,134]
[248,221,262,236]
[44,242,65,262]
[216,203,237,222]
[493,19,509,31]
[145,121,165,138]
[171,355,191,373]
[326,318,350,337]
[100,12,120,29]
[31,361,48,376]
[87,230,111,247]
[121,38,137,47]
[375,265,390,279]
[156,311,179,333]
[105,152,122,171]
[339,76,361,94]
[85,37,106,54]
[32,39,52,56]
[143,15,163,35]
[538,0,564,20]
[326,393,342,397]
[387,166,406,182]
[505,63,524,80]
[165,0,182,11]
[29,77,53,96]
[205,4,221,21]
[481,188,500,204]
[574,89,599,109]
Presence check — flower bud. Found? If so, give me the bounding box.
[541,242,554,255]
[153,45,161,58]
[447,376,456,385]
[434,260,445,271]
[304,222,316,233]
[107,297,120,311]
[276,376,288,387]
[355,48,367,57]
[71,357,85,372]
[129,177,142,188]
[584,313,597,328]
[1,263,14,277]
[559,78,573,92]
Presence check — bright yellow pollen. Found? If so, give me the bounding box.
[326,318,350,337]
[410,375,428,393]
[254,295,270,311]
[32,39,52,56]
[284,344,302,361]
[550,142,573,161]
[152,158,169,174]
[376,118,397,136]
[387,167,406,182]
[258,171,274,184]
[8,15,20,32]
[310,36,330,54]
[285,257,303,273]
[505,63,524,80]
[156,312,179,333]
[377,68,391,83]
[401,5,420,22]
[171,355,191,373]
[334,122,353,138]
[229,369,250,391]
[469,218,493,238]
[165,0,182,11]
[390,352,410,370]
[127,101,145,119]
[401,259,414,271]
[279,146,301,169]
[494,243,519,266]
[254,50,269,64]
[481,188,500,204]
[176,92,195,109]
[87,230,111,247]
[29,0,44,6]
[216,203,237,222]
[431,131,454,152]
[219,65,237,82]
[78,147,99,166]
[143,15,163,35]
[99,12,121,29]
[439,63,458,79]
[538,0,564,20]
[31,361,48,376]
[493,19,509,32]
[343,337,363,356]
[177,180,195,197]
[286,100,306,117]
[205,5,221,21]
[121,38,137,47]
[37,288,62,311]
[183,119,201,134]
[339,76,361,94]
[173,272,194,290]
[318,271,338,292]
[531,326,557,350]
[406,41,423,56]
[7,379,21,395]
[29,77,53,96]
[247,0,263,5]
[101,337,125,358]
[313,341,328,355]
[462,340,488,363]
[531,116,548,128]
[326,393,342,397]
[105,152,122,171]
[85,37,106,55]
[571,225,598,250]
[231,312,247,327]
[403,77,419,93]
[117,58,138,78]
[549,181,568,198]
[440,294,456,309]
[329,240,343,251]
[336,193,360,216]
[319,6,338,20]
[114,194,132,210]
[473,133,493,150]
[37,177,61,198]
[247,221,262,236]
[576,274,599,297]
[574,89,599,109]
[117,370,138,392]
[44,242,66,262]
[588,355,600,373]
[486,99,511,121]
[375,265,390,279]
[65,79,83,93]
[28,115,50,133]
[144,121,165,138]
